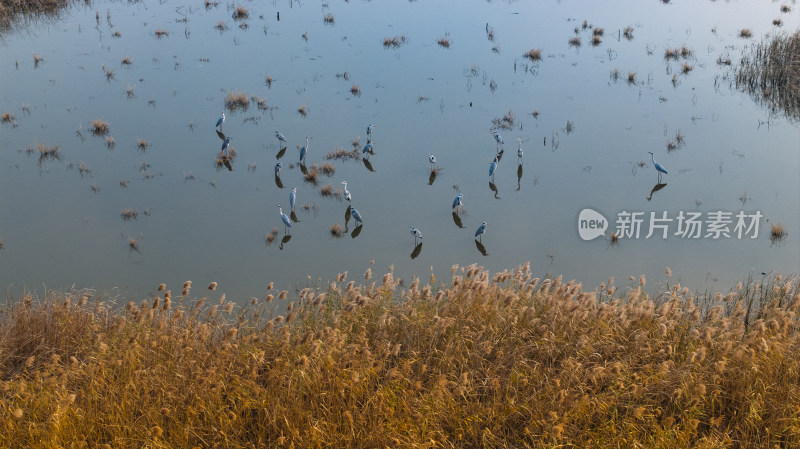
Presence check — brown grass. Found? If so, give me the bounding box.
[591,35,601,46]
[330,223,344,237]
[383,35,407,48]
[737,29,800,121]
[627,71,636,84]
[326,146,360,161]
[320,183,333,197]
[120,209,138,221]
[303,164,319,184]
[781,4,791,13]
[681,62,693,74]
[90,119,109,136]
[225,91,249,112]
[121,56,132,65]
[137,139,149,151]
[437,37,450,48]
[350,84,360,96]
[491,110,515,130]
[35,142,60,162]
[592,27,604,36]
[623,26,634,40]
[154,29,168,38]
[773,18,783,27]
[770,223,787,243]
[320,162,336,176]
[739,29,753,38]
[1,268,799,447]
[1,111,14,123]
[323,14,334,24]
[568,36,581,47]
[232,5,249,20]
[524,48,541,61]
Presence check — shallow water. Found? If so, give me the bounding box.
[1,0,798,302]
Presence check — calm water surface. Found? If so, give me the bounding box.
[1,0,798,302]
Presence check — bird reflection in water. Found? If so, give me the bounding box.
[410,242,422,259]
[279,234,291,250]
[489,181,499,199]
[647,182,668,201]
[475,239,488,256]
[452,211,464,228]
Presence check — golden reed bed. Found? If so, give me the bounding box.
[1,265,799,448]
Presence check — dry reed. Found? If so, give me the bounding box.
[1,268,798,447]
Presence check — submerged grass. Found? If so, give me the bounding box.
[737,29,800,121]
[1,267,799,447]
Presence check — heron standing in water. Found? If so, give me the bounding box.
[475,222,487,241]
[274,162,283,175]
[341,181,351,202]
[648,151,668,181]
[275,131,287,148]
[278,205,291,234]
[289,187,297,211]
[452,193,463,214]
[215,112,225,130]
[221,136,232,152]
[410,226,422,243]
[299,136,311,163]
[350,206,363,225]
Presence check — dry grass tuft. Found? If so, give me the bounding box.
[232,5,249,20]
[303,164,320,184]
[323,14,334,24]
[1,269,799,447]
[568,36,581,47]
[320,162,336,176]
[1,111,15,123]
[681,62,693,74]
[320,183,333,197]
[383,35,407,48]
[225,91,249,112]
[591,35,601,46]
[623,26,634,40]
[154,29,169,38]
[437,37,450,48]
[90,119,109,136]
[121,56,132,66]
[781,4,791,13]
[592,27,604,36]
[492,110,515,130]
[524,48,542,61]
[136,138,149,151]
[770,223,787,243]
[739,29,753,38]
[35,142,60,162]
[120,209,138,221]
[737,29,800,121]
[350,84,360,96]
[326,146,360,161]
[330,223,344,237]
[627,71,636,84]
[773,18,783,27]
[298,104,307,117]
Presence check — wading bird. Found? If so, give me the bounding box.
[289,187,297,211]
[366,124,374,137]
[428,153,437,171]
[475,222,487,241]
[489,157,498,179]
[299,136,310,163]
[492,131,504,148]
[341,181,351,202]
[274,162,282,175]
[221,136,232,152]
[350,206,363,225]
[275,131,287,147]
[517,138,523,161]
[278,205,291,233]
[410,226,422,243]
[452,193,463,214]
[215,112,225,130]
[362,140,373,157]
[648,151,668,181]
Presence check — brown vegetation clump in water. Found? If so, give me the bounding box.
[739,28,753,39]
[437,37,450,48]
[232,5,248,20]
[330,223,344,237]
[568,36,581,47]
[737,29,800,121]
[225,91,249,112]
[491,110,515,130]
[524,48,541,61]
[90,119,109,136]
[326,146,360,161]
[382,35,407,48]
[1,111,14,123]
[770,223,787,243]
[0,269,799,447]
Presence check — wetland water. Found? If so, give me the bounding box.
[1,0,798,302]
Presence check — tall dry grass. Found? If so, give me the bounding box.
[737,29,800,121]
[1,266,799,448]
